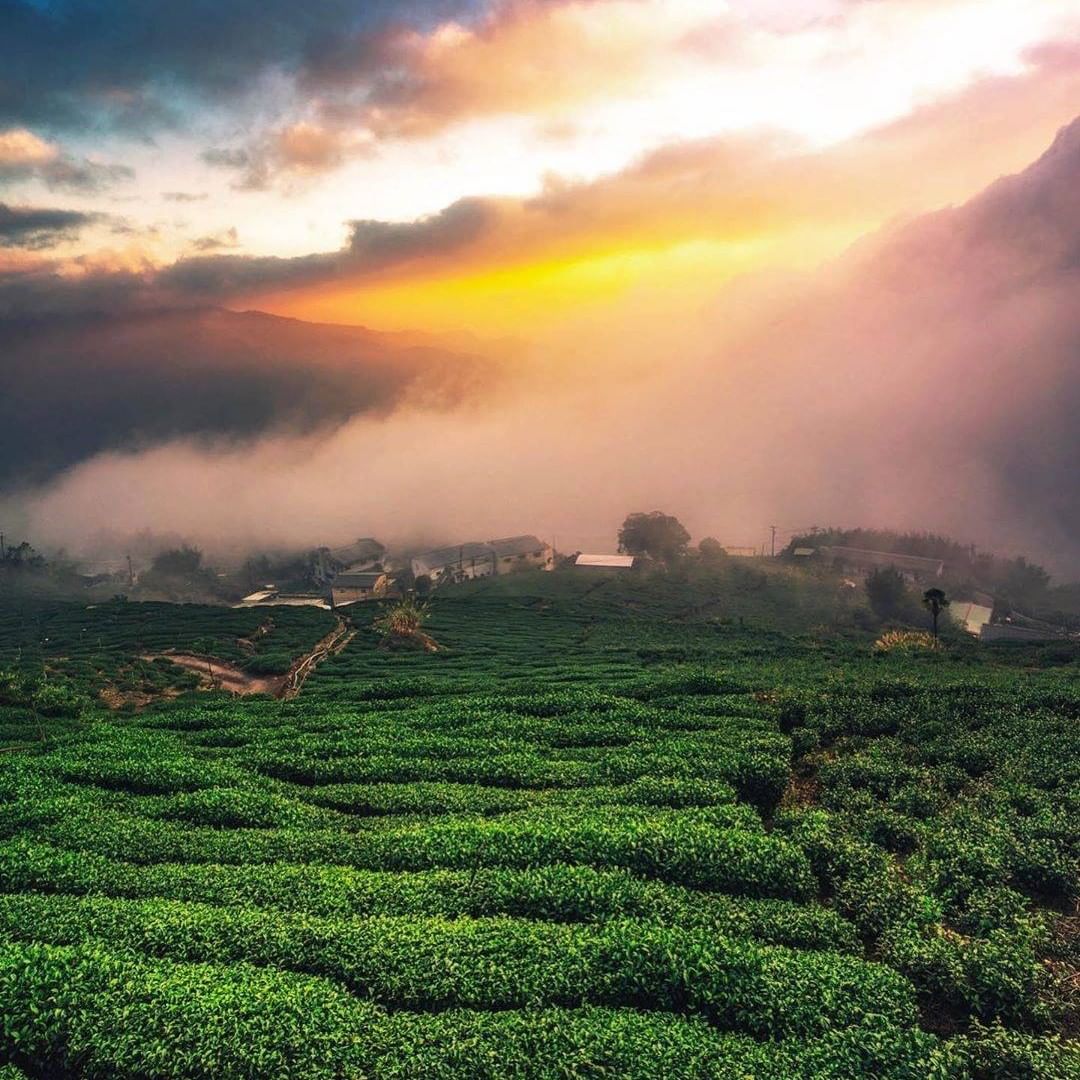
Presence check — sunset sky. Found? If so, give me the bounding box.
[2,0,1079,334]
[3,1,1080,566]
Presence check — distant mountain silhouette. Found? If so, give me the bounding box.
[0,306,495,485]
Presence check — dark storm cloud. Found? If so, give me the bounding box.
[0,202,101,248]
[0,1,485,134]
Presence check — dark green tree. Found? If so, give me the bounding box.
[1,541,45,572]
[151,545,203,576]
[698,537,727,563]
[618,512,690,566]
[865,567,908,619]
[922,587,950,640]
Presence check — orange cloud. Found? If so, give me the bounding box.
[258,46,1080,335]
[308,0,700,139]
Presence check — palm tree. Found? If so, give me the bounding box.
[922,587,949,641]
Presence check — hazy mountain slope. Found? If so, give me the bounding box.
[0,306,493,486]
[698,115,1080,567]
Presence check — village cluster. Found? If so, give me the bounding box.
[237,534,648,612]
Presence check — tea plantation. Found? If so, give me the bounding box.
[0,569,1076,1078]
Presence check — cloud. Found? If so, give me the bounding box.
[163,191,208,203]
[0,0,481,134]
[157,197,498,296]
[301,0,699,140]
[11,114,1080,575]
[191,227,240,252]
[202,121,377,191]
[2,39,1078,322]
[0,203,102,249]
[201,147,252,170]
[0,127,133,191]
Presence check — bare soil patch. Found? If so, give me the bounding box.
[139,654,286,697]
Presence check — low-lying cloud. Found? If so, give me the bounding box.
[12,117,1080,575]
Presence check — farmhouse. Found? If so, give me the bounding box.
[331,570,389,608]
[328,537,384,569]
[816,545,945,584]
[412,535,554,586]
[412,542,497,584]
[574,553,637,570]
[489,535,554,572]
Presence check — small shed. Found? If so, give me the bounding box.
[951,601,994,637]
[237,588,278,606]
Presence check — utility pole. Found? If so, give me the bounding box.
[769,525,777,558]
[0,533,5,558]
[126,554,134,585]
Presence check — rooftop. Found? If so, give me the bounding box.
[489,535,546,558]
[327,537,384,565]
[575,553,635,569]
[413,542,495,572]
[817,545,945,575]
[334,571,386,588]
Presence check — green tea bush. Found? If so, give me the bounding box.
[0,840,857,951]
[0,894,915,1038]
[0,939,383,1079]
[38,807,814,899]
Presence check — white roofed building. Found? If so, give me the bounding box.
[574,553,637,570]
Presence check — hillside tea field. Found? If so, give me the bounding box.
[0,571,1077,1078]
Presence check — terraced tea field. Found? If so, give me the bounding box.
[0,572,1076,1078]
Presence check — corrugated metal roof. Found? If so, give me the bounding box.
[412,542,494,574]
[327,538,384,564]
[575,553,635,568]
[817,546,944,575]
[489,535,546,558]
[239,589,277,604]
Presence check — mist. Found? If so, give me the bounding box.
[8,118,1080,577]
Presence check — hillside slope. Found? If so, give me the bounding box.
[0,306,494,485]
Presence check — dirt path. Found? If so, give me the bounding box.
[140,616,353,701]
[138,653,287,696]
[280,618,353,699]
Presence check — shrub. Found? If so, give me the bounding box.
[0,895,916,1039]
[873,631,940,655]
